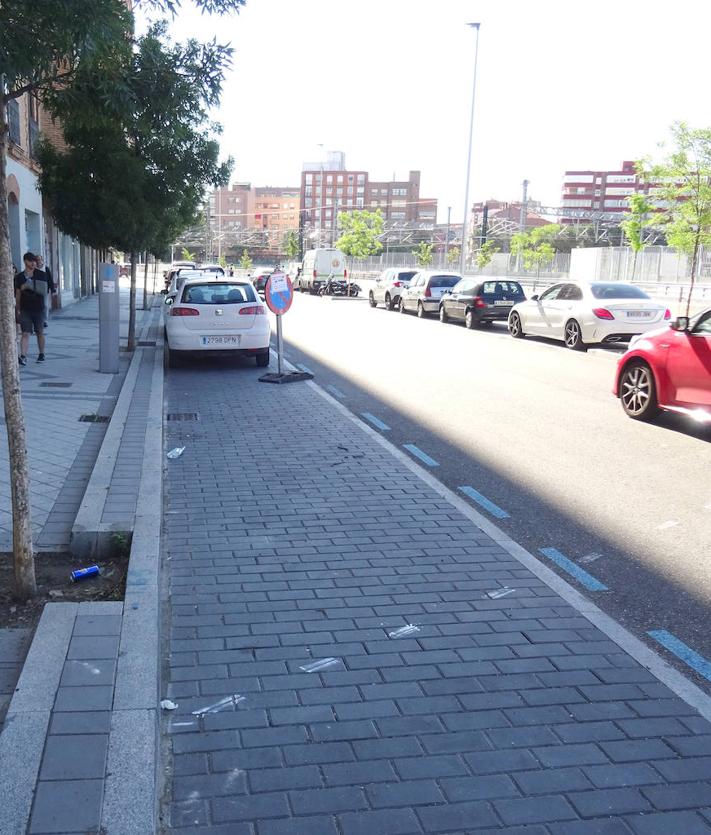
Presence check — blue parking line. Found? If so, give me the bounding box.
[403,444,439,467]
[326,384,346,399]
[538,547,608,591]
[296,363,313,374]
[458,486,510,519]
[362,412,390,431]
[647,629,711,682]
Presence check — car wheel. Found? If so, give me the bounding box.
[417,301,426,318]
[619,361,661,421]
[509,312,525,338]
[564,318,586,351]
[385,293,394,311]
[256,350,270,368]
[464,309,477,330]
[399,297,407,314]
[368,291,377,308]
[439,304,448,323]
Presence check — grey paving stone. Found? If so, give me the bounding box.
[322,760,399,786]
[339,808,422,835]
[39,733,109,780]
[67,635,121,659]
[54,685,113,712]
[211,791,289,823]
[641,782,711,811]
[72,614,122,636]
[549,820,635,835]
[440,773,519,802]
[416,800,498,832]
[568,787,651,817]
[258,816,339,835]
[60,658,116,686]
[29,778,103,833]
[625,811,711,834]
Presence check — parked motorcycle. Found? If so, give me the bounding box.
[319,277,361,297]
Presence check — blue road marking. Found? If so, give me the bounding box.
[403,444,439,467]
[362,412,390,431]
[296,363,313,374]
[647,629,711,682]
[538,547,608,591]
[326,384,346,399]
[458,486,510,519]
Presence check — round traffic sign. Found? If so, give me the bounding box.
[264,272,294,315]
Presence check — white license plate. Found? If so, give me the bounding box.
[201,335,240,345]
[626,311,652,319]
[494,300,514,306]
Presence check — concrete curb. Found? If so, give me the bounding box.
[0,604,76,835]
[71,312,155,561]
[271,347,711,724]
[102,327,164,834]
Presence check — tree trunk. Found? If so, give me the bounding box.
[631,249,638,282]
[128,251,137,350]
[687,234,700,319]
[142,251,149,311]
[0,118,36,600]
[152,257,158,296]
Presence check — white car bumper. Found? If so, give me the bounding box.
[584,317,666,344]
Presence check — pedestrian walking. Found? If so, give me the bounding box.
[35,254,57,328]
[14,252,52,365]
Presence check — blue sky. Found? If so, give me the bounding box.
[139,0,711,222]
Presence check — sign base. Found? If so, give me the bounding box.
[258,371,314,385]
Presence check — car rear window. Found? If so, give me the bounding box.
[590,283,650,300]
[481,281,525,296]
[182,283,256,304]
[397,271,417,281]
[429,275,460,288]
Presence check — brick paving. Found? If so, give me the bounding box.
[161,362,711,834]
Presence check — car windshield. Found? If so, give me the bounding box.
[590,283,650,300]
[429,275,460,288]
[182,283,256,304]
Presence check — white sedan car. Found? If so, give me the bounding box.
[507,281,670,350]
[164,278,270,368]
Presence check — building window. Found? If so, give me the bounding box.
[357,174,365,183]
[392,188,407,196]
[326,175,333,184]
[356,197,364,208]
[348,175,354,183]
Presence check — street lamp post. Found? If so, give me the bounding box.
[459,22,481,278]
[444,205,451,267]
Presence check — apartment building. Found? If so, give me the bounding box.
[560,160,647,222]
[300,155,438,228]
[208,183,300,251]
[253,187,300,241]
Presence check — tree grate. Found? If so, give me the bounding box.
[40,382,72,388]
[79,414,110,423]
[166,413,199,421]
[138,340,157,346]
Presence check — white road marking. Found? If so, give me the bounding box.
[656,520,679,530]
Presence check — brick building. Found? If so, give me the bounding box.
[561,161,649,222]
[300,154,438,229]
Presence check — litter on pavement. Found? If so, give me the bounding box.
[166,447,186,459]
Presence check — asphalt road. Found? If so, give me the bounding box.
[271,290,711,690]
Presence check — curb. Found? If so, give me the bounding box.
[71,312,155,561]
[102,331,164,834]
[271,348,711,724]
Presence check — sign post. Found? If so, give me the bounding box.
[261,271,312,384]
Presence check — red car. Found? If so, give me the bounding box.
[614,307,711,421]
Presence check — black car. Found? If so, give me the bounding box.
[439,279,526,329]
[251,271,271,297]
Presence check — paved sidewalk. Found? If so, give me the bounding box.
[161,362,711,834]
[0,285,153,552]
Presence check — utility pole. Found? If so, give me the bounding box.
[459,23,481,277]
[444,206,451,266]
[515,179,529,273]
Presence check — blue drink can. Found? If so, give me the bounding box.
[70,565,101,582]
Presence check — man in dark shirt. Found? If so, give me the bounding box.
[14,251,52,365]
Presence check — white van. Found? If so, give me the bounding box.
[299,249,347,294]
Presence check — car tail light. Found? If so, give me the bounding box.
[664,308,671,320]
[313,269,317,278]
[170,306,199,316]
[592,308,615,320]
[393,281,402,288]
[239,305,266,315]
[344,268,347,279]
[474,296,486,309]
[424,287,432,298]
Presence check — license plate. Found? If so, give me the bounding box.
[494,300,514,306]
[626,311,652,318]
[201,335,240,345]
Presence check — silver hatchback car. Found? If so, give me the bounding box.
[368,267,419,311]
[399,271,462,318]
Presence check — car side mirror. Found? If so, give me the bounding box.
[164,296,174,305]
[531,294,539,301]
[670,316,689,331]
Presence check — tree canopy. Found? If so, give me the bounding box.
[335,210,384,259]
